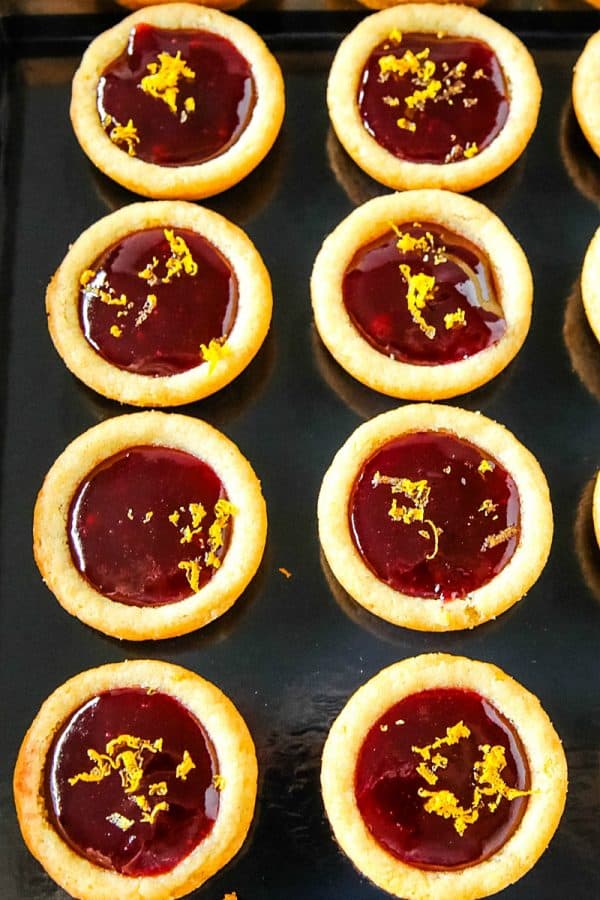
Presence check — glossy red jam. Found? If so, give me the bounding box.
[358,32,509,164]
[342,221,504,365]
[79,228,237,376]
[355,688,530,869]
[97,24,255,166]
[45,688,219,876]
[68,445,233,606]
[350,432,520,599]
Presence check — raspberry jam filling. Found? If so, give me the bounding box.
[350,431,520,599]
[68,445,236,606]
[358,31,509,164]
[79,227,237,377]
[355,688,530,870]
[45,688,219,876]
[97,24,256,166]
[342,221,504,365]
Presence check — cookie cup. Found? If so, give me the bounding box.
[311,190,532,400]
[71,4,285,199]
[46,201,272,406]
[573,31,600,158]
[318,404,552,631]
[117,0,247,9]
[33,411,267,640]
[327,4,541,192]
[582,226,600,343]
[14,659,257,900]
[321,653,567,900]
[357,0,485,8]
[592,469,600,549]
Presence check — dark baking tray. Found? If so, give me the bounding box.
[1,9,600,899]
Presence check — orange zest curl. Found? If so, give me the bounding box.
[413,723,531,835]
[140,51,195,116]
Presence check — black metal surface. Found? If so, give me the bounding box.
[1,12,600,899]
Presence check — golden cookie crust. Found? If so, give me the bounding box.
[593,469,600,549]
[321,653,568,900]
[116,0,247,9]
[46,201,272,407]
[311,190,532,400]
[574,31,600,160]
[71,4,285,199]
[357,0,484,8]
[318,403,553,631]
[33,411,267,640]
[582,227,600,344]
[327,5,541,193]
[14,659,257,900]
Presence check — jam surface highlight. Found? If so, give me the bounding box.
[358,32,509,165]
[355,688,530,869]
[45,688,219,876]
[97,25,255,166]
[350,431,520,599]
[79,227,237,376]
[342,221,504,365]
[68,445,235,606]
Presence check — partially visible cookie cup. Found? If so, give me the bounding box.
[573,31,600,158]
[71,4,285,199]
[311,190,532,400]
[33,412,267,640]
[318,404,553,631]
[46,201,272,406]
[321,653,568,900]
[582,227,600,344]
[357,0,485,7]
[592,469,600,549]
[327,5,541,192]
[14,659,258,900]
[116,0,248,9]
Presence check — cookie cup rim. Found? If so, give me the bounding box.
[311,190,532,400]
[33,411,267,640]
[317,403,553,631]
[327,4,541,192]
[14,659,257,900]
[46,201,272,406]
[70,3,285,199]
[321,652,567,900]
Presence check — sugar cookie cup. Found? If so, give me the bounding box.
[318,404,552,631]
[311,190,532,400]
[33,412,267,640]
[14,660,258,900]
[593,469,600,549]
[327,5,541,192]
[46,201,272,406]
[321,653,567,900]
[357,0,485,7]
[582,227,600,343]
[71,4,285,199]
[117,0,247,9]
[573,30,600,158]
